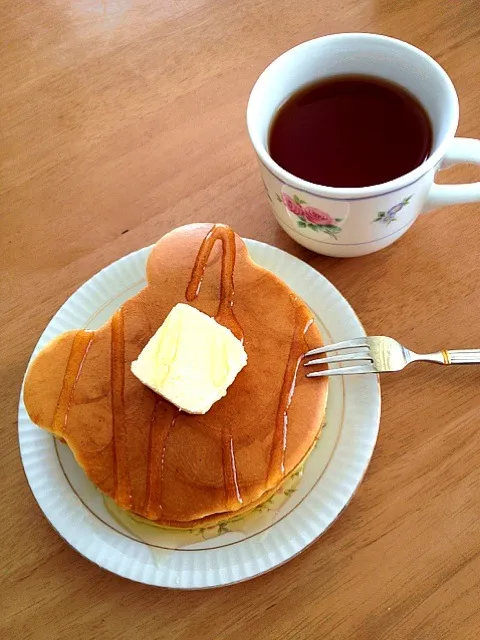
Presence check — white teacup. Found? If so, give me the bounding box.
[247,33,480,258]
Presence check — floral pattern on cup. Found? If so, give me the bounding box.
[373,195,413,225]
[277,193,343,239]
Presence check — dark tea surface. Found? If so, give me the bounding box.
[268,75,432,188]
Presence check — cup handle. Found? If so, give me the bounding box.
[423,137,480,212]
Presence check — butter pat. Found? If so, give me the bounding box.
[131,303,247,414]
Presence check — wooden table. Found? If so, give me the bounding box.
[2,1,480,638]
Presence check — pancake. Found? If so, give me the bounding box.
[23,224,328,528]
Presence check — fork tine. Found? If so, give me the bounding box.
[304,352,373,366]
[306,364,377,377]
[304,338,369,358]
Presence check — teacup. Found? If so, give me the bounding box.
[247,33,480,257]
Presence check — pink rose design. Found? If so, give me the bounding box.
[302,206,335,226]
[282,193,304,216]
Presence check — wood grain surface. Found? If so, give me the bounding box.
[2,1,480,638]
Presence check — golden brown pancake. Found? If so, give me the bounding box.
[24,224,328,528]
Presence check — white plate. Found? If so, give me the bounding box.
[18,239,380,588]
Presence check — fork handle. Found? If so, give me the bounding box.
[416,349,480,365]
[444,349,480,365]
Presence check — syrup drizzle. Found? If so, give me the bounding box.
[143,398,160,516]
[267,305,313,484]
[111,309,132,509]
[222,431,243,510]
[185,224,243,341]
[52,331,93,435]
[144,399,179,518]
[185,224,244,510]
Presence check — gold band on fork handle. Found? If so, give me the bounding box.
[441,349,451,365]
[416,349,480,365]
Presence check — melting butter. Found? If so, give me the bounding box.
[131,303,247,414]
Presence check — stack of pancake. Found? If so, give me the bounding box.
[23,224,327,529]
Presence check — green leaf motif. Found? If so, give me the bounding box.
[218,522,229,535]
[322,227,339,240]
[291,194,307,205]
[276,193,282,202]
[373,212,386,223]
[335,218,343,222]
[296,217,342,239]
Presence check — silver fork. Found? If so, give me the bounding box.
[304,336,480,377]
